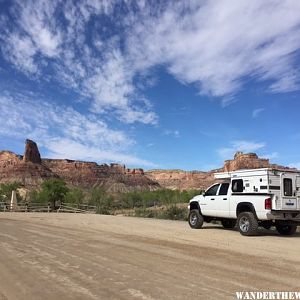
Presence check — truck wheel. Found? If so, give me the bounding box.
[237,212,258,236]
[275,224,297,235]
[221,219,236,229]
[188,209,204,229]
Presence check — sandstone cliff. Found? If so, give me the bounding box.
[0,140,295,191]
[0,140,159,192]
[145,169,219,191]
[145,152,294,190]
[0,149,54,187]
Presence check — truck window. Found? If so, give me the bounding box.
[205,184,220,196]
[232,179,243,192]
[283,178,293,196]
[219,183,229,195]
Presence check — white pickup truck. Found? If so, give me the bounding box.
[188,168,300,236]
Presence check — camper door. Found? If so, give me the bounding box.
[281,174,297,210]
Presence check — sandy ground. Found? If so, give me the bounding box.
[0,213,299,300]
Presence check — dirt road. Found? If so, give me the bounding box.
[0,213,299,300]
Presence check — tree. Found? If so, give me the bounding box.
[39,179,69,209]
[0,182,22,203]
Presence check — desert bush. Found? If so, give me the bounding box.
[133,205,188,221]
[65,188,85,205]
[160,205,188,221]
[89,188,113,215]
[134,208,156,218]
[117,189,202,209]
[27,189,39,202]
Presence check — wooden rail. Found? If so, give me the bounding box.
[0,202,96,213]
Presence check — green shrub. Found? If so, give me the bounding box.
[133,205,187,221]
[134,208,156,218]
[117,189,202,209]
[65,188,85,205]
[161,205,188,221]
[89,188,113,215]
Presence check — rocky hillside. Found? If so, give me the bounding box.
[0,140,159,192]
[145,152,294,190]
[145,169,218,191]
[0,140,295,191]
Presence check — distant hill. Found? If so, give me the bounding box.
[0,140,295,191]
[145,151,295,190]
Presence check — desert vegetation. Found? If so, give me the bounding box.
[0,182,22,202]
[0,179,202,220]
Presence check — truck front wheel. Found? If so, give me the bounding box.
[188,209,204,229]
[275,224,297,235]
[237,212,258,236]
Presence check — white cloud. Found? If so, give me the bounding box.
[127,1,300,99]
[260,152,279,160]
[0,0,156,124]
[1,0,300,124]
[0,92,155,167]
[289,162,300,170]
[252,108,265,118]
[2,33,38,74]
[218,140,266,159]
[163,130,180,138]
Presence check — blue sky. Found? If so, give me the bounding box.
[0,0,300,170]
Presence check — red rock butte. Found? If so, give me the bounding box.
[0,139,157,192]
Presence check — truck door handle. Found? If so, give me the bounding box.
[211,198,215,200]
[223,198,227,200]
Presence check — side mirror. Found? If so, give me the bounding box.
[202,192,206,196]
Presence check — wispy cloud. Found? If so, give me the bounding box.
[127,1,300,101]
[218,140,266,159]
[252,108,265,118]
[0,0,157,124]
[260,152,279,160]
[0,92,155,167]
[1,0,300,115]
[163,129,180,138]
[45,138,156,167]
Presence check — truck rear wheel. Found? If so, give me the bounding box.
[188,209,204,229]
[275,224,297,235]
[237,212,258,236]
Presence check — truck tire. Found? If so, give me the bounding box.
[275,224,297,236]
[188,209,204,229]
[237,212,258,236]
[221,219,236,229]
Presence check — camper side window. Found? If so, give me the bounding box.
[283,178,293,196]
[232,179,243,192]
